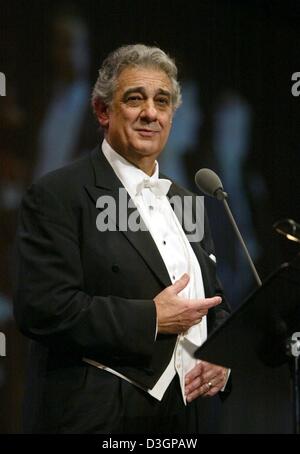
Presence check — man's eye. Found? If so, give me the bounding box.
[127,96,142,103]
[156,98,169,106]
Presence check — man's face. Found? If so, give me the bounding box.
[98,66,174,167]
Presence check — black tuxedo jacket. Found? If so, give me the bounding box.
[14,146,230,432]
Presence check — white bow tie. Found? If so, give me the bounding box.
[135,177,172,198]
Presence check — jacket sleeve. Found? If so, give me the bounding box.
[13,182,156,364]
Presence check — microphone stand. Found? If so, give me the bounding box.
[196,168,300,433]
[216,188,300,433]
[215,188,262,287]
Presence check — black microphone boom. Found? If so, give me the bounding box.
[195,168,262,287]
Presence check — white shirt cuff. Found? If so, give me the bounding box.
[220,368,231,392]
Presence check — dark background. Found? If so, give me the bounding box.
[0,0,299,433]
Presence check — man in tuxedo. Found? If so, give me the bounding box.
[14,44,230,433]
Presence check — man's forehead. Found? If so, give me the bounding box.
[116,66,172,92]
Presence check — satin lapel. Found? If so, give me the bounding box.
[167,183,212,296]
[85,148,171,288]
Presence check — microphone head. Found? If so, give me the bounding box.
[273,218,300,243]
[194,168,225,199]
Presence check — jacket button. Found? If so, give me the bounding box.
[112,264,119,273]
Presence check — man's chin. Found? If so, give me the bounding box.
[131,141,160,156]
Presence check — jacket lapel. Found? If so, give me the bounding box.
[85,147,171,288]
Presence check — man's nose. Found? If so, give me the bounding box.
[140,100,158,121]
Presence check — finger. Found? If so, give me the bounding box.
[201,363,226,381]
[190,296,222,311]
[185,362,203,385]
[203,378,221,393]
[186,384,207,402]
[201,385,220,398]
[185,376,202,395]
[201,371,222,386]
[187,382,219,402]
[172,273,190,295]
[202,362,228,378]
[200,360,221,370]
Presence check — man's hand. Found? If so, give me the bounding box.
[154,273,221,334]
[185,361,228,402]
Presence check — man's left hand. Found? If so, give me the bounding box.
[185,361,228,402]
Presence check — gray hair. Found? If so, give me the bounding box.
[91,44,182,112]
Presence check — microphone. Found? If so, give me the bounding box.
[273,218,300,243]
[195,168,262,287]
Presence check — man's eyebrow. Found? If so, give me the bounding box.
[156,88,171,98]
[122,87,145,99]
[122,87,171,99]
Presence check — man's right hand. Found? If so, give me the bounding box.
[153,273,221,334]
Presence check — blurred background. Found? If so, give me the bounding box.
[0,0,299,433]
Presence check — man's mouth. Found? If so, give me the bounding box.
[135,128,160,137]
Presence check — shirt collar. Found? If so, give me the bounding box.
[101,139,160,199]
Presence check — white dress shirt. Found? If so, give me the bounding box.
[84,139,208,404]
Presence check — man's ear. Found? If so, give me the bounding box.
[93,99,110,128]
